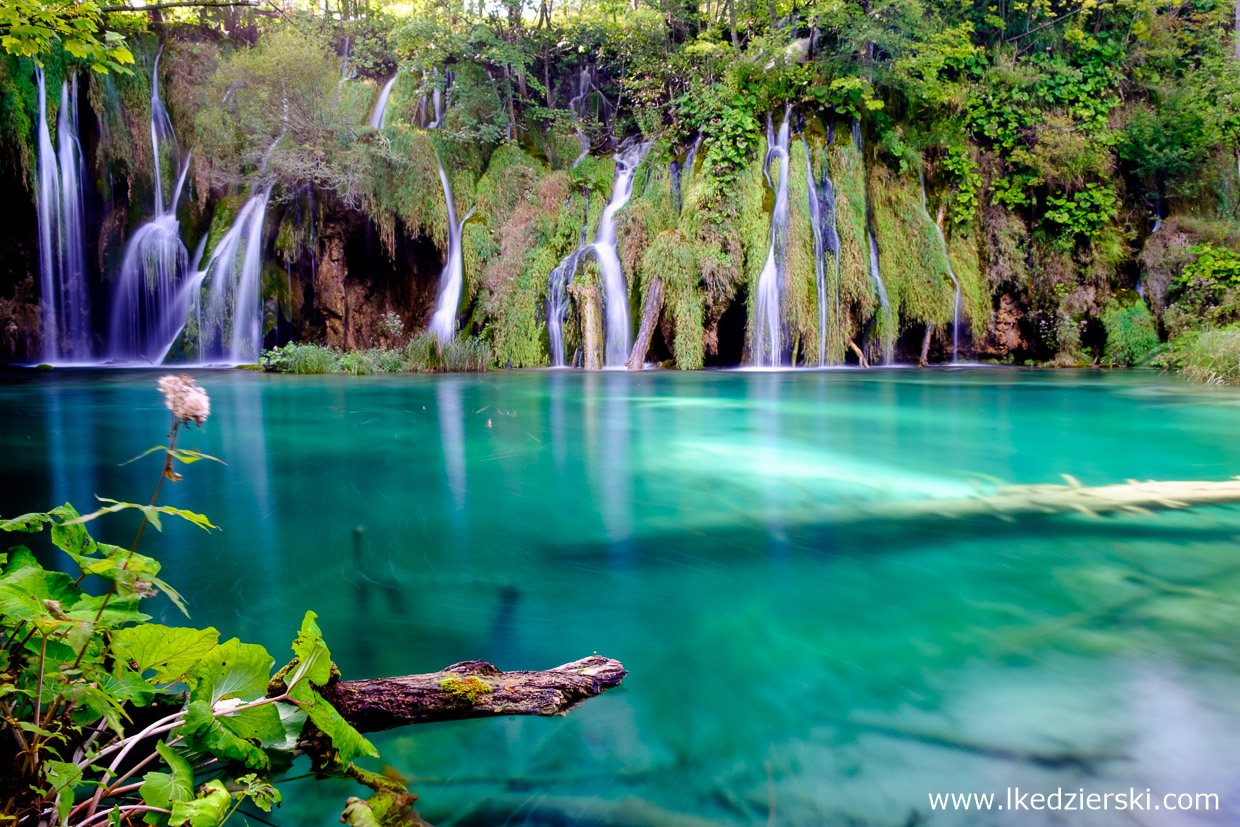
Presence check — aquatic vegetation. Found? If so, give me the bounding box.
[262,334,491,374]
[1153,325,1240,384]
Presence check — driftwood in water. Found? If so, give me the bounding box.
[847,339,869,368]
[830,477,1240,524]
[323,656,626,733]
[628,277,664,370]
[568,284,603,370]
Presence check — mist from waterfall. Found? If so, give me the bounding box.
[920,167,962,363]
[753,108,791,367]
[34,69,92,362]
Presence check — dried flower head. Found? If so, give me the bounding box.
[158,374,210,426]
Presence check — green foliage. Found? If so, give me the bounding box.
[1179,243,1240,289]
[1101,295,1158,366]
[0,0,134,74]
[1044,183,1118,242]
[262,335,491,374]
[1153,325,1240,385]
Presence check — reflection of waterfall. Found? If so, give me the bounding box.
[108,50,193,363]
[437,379,467,511]
[35,69,92,362]
[854,119,893,364]
[805,137,842,366]
[593,141,650,367]
[584,372,631,545]
[547,189,590,367]
[370,76,397,128]
[753,108,791,367]
[920,168,962,363]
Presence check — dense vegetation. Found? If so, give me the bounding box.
[5,0,1240,372]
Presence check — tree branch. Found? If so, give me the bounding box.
[100,1,261,12]
[322,656,627,733]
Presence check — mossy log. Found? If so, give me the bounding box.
[834,477,1240,524]
[321,656,626,733]
[568,284,603,371]
[628,277,664,370]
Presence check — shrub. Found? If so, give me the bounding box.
[1153,325,1240,384]
[1101,295,1159,365]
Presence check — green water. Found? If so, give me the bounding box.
[3,368,1240,825]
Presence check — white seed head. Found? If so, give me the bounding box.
[158,374,211,426]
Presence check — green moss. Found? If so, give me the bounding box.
[439,675,493,705]
[784,140,819,365]
[640,230,704,369]
[830,139,879,356]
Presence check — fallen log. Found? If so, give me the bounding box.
[627,277,664,370]
[322,656,626,733]
[833,476,1240,524]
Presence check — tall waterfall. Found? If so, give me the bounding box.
[804,137,841,366]
[853,119,893,364]
[547,189,590,367]
[920,167,962,363]
[753,108,791,367]
[197,187,273,362]
[34,69,92,362]
[595,140,649,366]
[370,76,397,128]
[108,51,192,362]
[428,160,475,342]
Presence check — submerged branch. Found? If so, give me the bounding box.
[322,656,626,733]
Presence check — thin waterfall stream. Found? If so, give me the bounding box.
[753,108,791,367]
[920,167,962,363]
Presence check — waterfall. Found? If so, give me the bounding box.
[34,69,93,362]
[804,137,841,366]
[107,52,193,362]
[428,161,475,341]
[547,189,590,367]
[193,187,272,362]
[753,108,791,367]
[853,119,893,364]
[369,76,397,128]
[592,140,650,366]
[920,167,962,363]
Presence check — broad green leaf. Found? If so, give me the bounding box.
[44,759,82,823]
[140,740,195,821]
[168,779,230,827]
[182,700,270,770]
[49,504,98,563]
[0,511,51,533]
[0,565,81,628]
[122,446,224,467]
[290,681,378,765]
[113,625,219,683]
[65,498,218,532]
[287,611,332,689]
[188,638,273,705]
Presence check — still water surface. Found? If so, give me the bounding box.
[3,368,1240,825]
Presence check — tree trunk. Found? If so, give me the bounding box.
[628,277,664,370]
[321,656,626,733]
[568,284,603,370]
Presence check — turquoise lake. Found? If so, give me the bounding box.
[3,367,1240,825]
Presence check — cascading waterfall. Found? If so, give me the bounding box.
[34,69,92,362]
[919,167,962,363]
[593,140,650,366]
[369,76,397,128]
[427,162,475,342]
[753,108,791,367]
[547,189,590,367]
[853,118,893,364]
[108,51,193,362]
[195,187,273,362]
[804,136,842,366]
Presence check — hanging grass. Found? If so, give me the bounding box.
[830,139,880,355]
[640,229,704,369]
